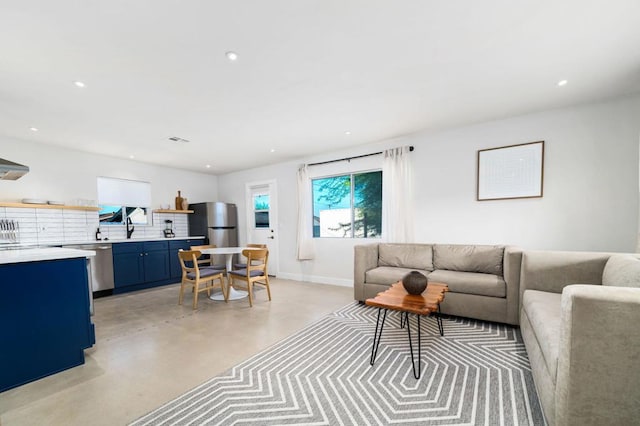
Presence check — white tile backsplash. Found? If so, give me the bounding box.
[1,207,190,245]
[98,212,189,241]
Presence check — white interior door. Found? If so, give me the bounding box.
[245,181,278,276]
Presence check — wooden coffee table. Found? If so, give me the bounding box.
[366,281,449,379]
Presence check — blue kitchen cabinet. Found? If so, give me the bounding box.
[169,238,204,279]
[0,257,95,392]
[143,241,170,282]
[112,242,145,288]
[112,241,172,293]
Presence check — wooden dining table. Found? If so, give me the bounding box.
[198,246,259,301]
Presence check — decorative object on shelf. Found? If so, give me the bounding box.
[21,198,47,204]
[401,271,428,295]
[477,140,545,201]
[95,228,102,241]
[175,191,184,210]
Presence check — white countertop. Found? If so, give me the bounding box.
[0,248,96,265]
[63,236,205,245]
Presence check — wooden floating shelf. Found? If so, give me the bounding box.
[0,202,99,211]
[153,209,194,214]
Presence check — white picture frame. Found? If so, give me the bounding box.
[477,141,544,201]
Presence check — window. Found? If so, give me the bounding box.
[99,205,149,225]
[253,194,270,228]
[97,177,152,226]
[312,170,382,238]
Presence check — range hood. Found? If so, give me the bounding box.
[0,158,29,180]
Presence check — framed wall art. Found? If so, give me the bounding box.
[477,141,544,201]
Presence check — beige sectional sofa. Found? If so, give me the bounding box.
[354,243,523,325]
[519,250,640,426]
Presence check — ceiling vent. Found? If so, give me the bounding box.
[169,136,190,143]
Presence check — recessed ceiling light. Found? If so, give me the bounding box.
[557,79,568,87]
[29,127,38,132]
[129,155,135,159]
[74,81,86,88]
[270,148,276,153]
[205,164,211,168]
[225,51,238,61]
[345,131,352,135]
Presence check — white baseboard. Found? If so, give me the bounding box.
[276,272,353,288]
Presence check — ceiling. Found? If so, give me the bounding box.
[1,1,639,175]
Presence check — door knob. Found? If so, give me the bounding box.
[268,236,274,239]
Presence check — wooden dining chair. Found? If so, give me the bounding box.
[233,244,268,269]
[228,248,271,307]
[190,244,226,270]
[178,250,228,309]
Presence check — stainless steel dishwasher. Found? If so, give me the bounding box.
[64,243,114,298]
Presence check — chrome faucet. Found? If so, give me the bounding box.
[126,217,135,239]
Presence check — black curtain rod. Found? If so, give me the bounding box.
[307,145,414,167]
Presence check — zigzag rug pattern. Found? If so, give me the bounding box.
[132,303,545,425]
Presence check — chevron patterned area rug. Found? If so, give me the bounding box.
[132,302,545,425]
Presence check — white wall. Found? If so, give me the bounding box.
[0,137,219,208]
[218,94,640,285]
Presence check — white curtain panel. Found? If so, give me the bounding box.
[382,146,414,243]
[296,164,315,260]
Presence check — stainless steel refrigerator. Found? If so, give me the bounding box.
[188,202,238,248]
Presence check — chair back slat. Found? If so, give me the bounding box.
[243,248,268,275]
[178,249,201,273]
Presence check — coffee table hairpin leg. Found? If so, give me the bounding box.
[370,308,387,367]
[405,312,422,379]
[371,308,443,380]
[435,305,444,336]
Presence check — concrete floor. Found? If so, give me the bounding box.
[0,279,353,425]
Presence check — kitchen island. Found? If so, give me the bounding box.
[0,247,96,392]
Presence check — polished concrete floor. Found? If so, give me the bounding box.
[0,279,353,425]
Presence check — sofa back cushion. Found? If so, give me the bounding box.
[433,244,504,276]
[378,244,433,271]
[602,254,640,287]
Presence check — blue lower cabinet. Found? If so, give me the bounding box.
[0,257,95,392]
[112,239,202,294]
[169,239,204,279]
[144,249,170,282]
[113,242,145,288]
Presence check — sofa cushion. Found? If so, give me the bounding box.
[365,266,430,285]
[433,244,504,276]
[378,244,433,271]
[428,269,506,297]
[602,254,640,288]
[522,290,562,384]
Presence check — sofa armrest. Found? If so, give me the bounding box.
[556,285,640,425]
[354,244,379,301]
[519,250,612,306]
[503,246,523,324]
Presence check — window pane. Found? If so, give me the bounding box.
[253,194,269,228]
[255,211,270,228]
[254,194,269,211]
[99,205,123,225]
[126,206,149,225]
[312,175,352,237]
[353,171,382,238]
